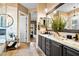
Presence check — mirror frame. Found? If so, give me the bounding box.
[0,14,14,28]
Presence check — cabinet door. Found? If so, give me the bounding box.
[38,35,42,49]
[41,37,46,53]
[45,38,51,56]
[51,40,63,56]
[63,46,79,56]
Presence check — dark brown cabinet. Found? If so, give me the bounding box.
[38,35,79,56]
[45,38,51,56]
[41,37,46,53]
[63,46,79,56]
[50,40,63,56]
[38,35,42,49]
[38,35,63,56]
[38,35,51,56]
[38,35,46,54]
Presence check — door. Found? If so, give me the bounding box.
[45,38,51,56]
[41,37,46,53]
[19,16,27,42]
[38,35,42,49]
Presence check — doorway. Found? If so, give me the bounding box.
[19,11,27,43]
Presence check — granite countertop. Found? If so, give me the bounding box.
[38,33,79,51]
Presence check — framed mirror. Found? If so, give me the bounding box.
[47,3,79,33]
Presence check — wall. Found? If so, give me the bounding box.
[17,4,28,14]
[6,5,17,40]
[17,4,28,37]
[17,4,30,43]
[36,3,47,48]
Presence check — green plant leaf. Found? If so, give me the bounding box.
[52,16,66,32]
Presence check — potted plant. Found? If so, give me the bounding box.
[52,16,66,36]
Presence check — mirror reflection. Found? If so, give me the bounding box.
[0,14,14,28]
[47,3,79,30]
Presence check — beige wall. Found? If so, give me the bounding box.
[17,4,29,37]
[5,4,18,40]
[4,3,29,38]
[36,3,47,47]
[37,3,47,22]
[17,4,28,14]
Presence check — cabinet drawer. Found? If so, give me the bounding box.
[41,37,46,53]
[50,40,63,56]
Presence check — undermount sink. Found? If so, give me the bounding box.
[58,36,79,46]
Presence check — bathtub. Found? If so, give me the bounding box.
[0,35,6,55]
[0,43,6,55]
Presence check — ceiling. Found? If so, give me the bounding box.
[57,3,79,12]
[21,3,66,21]
[21,3,38,21]
[21,3,38,9]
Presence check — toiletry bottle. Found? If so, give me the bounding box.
[74,33,78,41]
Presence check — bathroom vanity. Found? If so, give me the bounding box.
[38,33,79,56]
[38,3,79,56]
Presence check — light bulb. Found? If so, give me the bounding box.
[53,10,57,14]
[45,8,48,13]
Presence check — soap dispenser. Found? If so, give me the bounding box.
[74,33,78,41]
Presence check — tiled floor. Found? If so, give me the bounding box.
[2,38,45,56]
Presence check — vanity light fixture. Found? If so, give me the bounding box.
[44,3,48,13]
[45,8,48,13]
[53,10,57,14]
